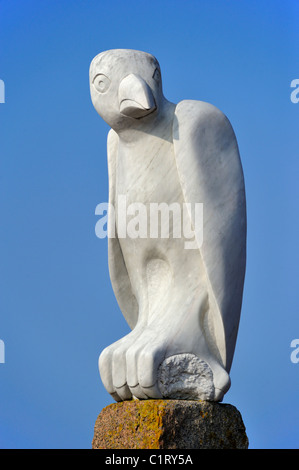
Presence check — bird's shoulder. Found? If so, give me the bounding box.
[174,99,229,136]
[107,128,119,153]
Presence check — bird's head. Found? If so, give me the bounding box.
[89,49,165,131]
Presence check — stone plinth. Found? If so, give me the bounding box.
[92,400,248,449]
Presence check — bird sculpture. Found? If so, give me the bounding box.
[89,49,246,403]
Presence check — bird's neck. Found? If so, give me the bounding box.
[116,98,176,144]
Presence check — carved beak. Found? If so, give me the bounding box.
[119,73,156,119]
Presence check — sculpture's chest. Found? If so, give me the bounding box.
[116,136,183,206]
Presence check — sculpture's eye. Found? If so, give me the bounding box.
[153,68,161,82]
[93,74,111,93]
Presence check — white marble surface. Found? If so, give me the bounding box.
[90,49,246,402]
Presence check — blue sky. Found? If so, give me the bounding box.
[0,0,298,449]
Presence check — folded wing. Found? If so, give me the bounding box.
[173,100,246,371]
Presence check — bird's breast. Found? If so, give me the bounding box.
[116,136,183,207]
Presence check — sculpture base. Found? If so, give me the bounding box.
[92,399,248,449]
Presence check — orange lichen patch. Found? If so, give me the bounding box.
[133,400,168,448]
[92,400,169,449]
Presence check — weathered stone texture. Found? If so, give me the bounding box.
[92,399,249,449]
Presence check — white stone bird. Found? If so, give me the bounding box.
[90,49,246,402]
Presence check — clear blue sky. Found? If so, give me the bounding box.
[0,0,298,449]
